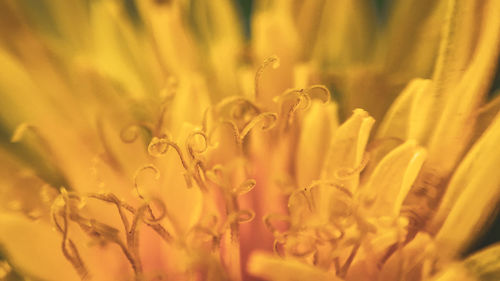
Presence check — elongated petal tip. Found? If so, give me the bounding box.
[247,252,339,281]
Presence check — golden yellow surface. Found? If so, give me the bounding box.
[0,0,499,280]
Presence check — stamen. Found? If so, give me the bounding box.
[288,236,316,257]
[154,106,168,138]
[201,107,211,134]
[235,209,255,223]
[215,96,261,117]
[184,172,193,188]
[51,189,90,280]
[216,97,263,135]
[87,193,132,233]
[193,159,207,183]
[87,193,135,214]
[315,225,343,242]
[273,235,288,257]
[289,189,314,213]
[166,141,189,170]
[88,219,120,238]
[133,165,160,200]
[334,153,370,180]
[188,225,220,249]
[186,131,208,159]
[221,120,242,146]
[225,209,255,225]
[88,192,173,244]
[274,88,314,128]
[305,85,331,103]
[230,104,254,122]
[147,136,170,157]
[142,197,167,224]
[132,166,176,238]
[74,209,144,278]
[263,213,290,235]
[231,179,256,196]
[52,187,176,281]
[239,112,278,140]
[129,204,146,241]
[255,55,280,99]
[274,88,302,103]
[306,180,353,198]
[205,165,226,187]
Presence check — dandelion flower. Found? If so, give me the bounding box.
[0,1,499,281]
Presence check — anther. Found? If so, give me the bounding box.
[334,153,370,180]
[239,112,278,140]
[255,55,280,99]
[231,179,256,196]
[307,181,353,198]
[306,85,331,103]
[133,165,160,200]
[263,213,290,235]
[148,136,170,156]
[186,131,208,158]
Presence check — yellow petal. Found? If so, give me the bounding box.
[335,67,403,125]
[429,265,477,281]
[377,233,433,281]
[471,90,500,145]
[296,101,338,188]
[362,140,427,216]
[312,0,376,68]
[426,0,500,174]
[432,0,498,89]
[169,74,212,135]
[381,0,446,77]
[369,79,432,178]
[137,0,198,76]
[0,48,45,124]
[462,243,500,281]
[188,0,244,100]
[433,111,500,256]
[293,1,326,60]
[9,0,90,49]
[321,109,374,192]
[90,0,156,100]
[0,214,80,281]
[377,78,433,143]
[288,189,314,227]
[430,243,500,281]
[247,252,340,281]
[252,0,299,104]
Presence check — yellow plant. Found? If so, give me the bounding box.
[0,0,499,281]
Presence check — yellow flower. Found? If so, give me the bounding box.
[0,1,499,281]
